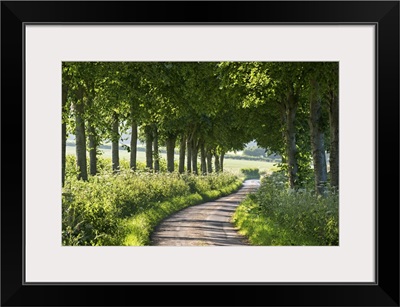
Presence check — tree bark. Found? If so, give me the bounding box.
[74,87,87,181]
[329,90,339,191]
[283,93,299,189]
[220,151,225,172]
[214,153,220,172]
[111,112,120,173]
[206,150,213,173]
[309,79,328,195]
[145,125,153,170]
[87,123,97,176]
[200,141,207,175]
[84,87,97,177]
[62,82,67,186]
[186,138,192,173]
[178,134,186,174]
[192,138,198,175]
[153,126,160,172]
[166,135,176,172]
[130,120,137,171]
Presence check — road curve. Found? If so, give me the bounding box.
[150,180,260,246]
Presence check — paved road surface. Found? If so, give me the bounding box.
[150,180,260,246]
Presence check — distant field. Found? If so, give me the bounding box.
[66,146,279,175]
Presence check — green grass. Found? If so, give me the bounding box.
[62,155,243,246]
[232,172,339,246]
[123,179,242,246]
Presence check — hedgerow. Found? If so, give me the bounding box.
[62,156,241,246]
[240,168,260,179]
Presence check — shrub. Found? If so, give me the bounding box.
[62,158,241,246]
[233,172,339,246]
[240,168,260,179]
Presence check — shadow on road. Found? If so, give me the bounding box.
[150,180,260,246]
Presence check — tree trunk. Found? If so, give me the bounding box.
[145,125,153,170]
[166,135,176,172]
[85,89,97,177]
[283,94,299,189]
[178,134,186,174]
[186,138,192,173]
[206,150,213,173]
[200,141,207,175]
[130,120,137,171]
[220,151,225,172]
[214,153,220,172]
[153,126,160,172]
[192,139,198,175]
[309,79,328,195]
[329,90,339,191]
[88,123,97,176]
[112,112,120,173]
[74,88,87,181]
[62,82,67,186]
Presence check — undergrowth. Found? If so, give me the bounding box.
[62,155,241,246]
[232,172,339,246]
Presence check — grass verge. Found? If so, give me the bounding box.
[124,179,242,246]
[62,158,243,246]
[232,172,339,246]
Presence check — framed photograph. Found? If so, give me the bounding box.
[1,1,399,306]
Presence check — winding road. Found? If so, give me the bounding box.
[150,180,260,246]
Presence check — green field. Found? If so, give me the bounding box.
[65,146,279,175]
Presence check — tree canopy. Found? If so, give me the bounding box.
[62,61,339,194]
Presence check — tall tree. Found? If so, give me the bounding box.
[153,125,160,172]
[327,63,339,191]
[178,134,186,173]
[200,140,207,175]
[130,117,138,171]
[165,134,176,172]
[186,135,192,173]
[191,138,199,175]
[268,63,305,189]
[220,151,225,172]
[84,75,98,176]
[206,148,213,173]
[309,71,328,195]
[61,65,70,186]
[111,111,120,172]
[74,85,88,181]
[77,62,105,177]
[98,62,144,173]
[214,152,220,172]
[144,125,153,170]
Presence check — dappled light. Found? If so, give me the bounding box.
[62,61,338,246]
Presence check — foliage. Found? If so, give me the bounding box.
[224,154,278,162]
[232,172,339,246]
[63,61,338,192]
[242,146,266,157]
[62,158,241,246]
[124,177,242,246]
[240,168,261,180]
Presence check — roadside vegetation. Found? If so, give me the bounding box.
[232,172,339,246]
[65,145,279,175]
[62,61,339,246]
[63,156,241,246]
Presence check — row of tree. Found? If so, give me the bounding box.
[62,61,338,195]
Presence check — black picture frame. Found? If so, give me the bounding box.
[1,1,399,306]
